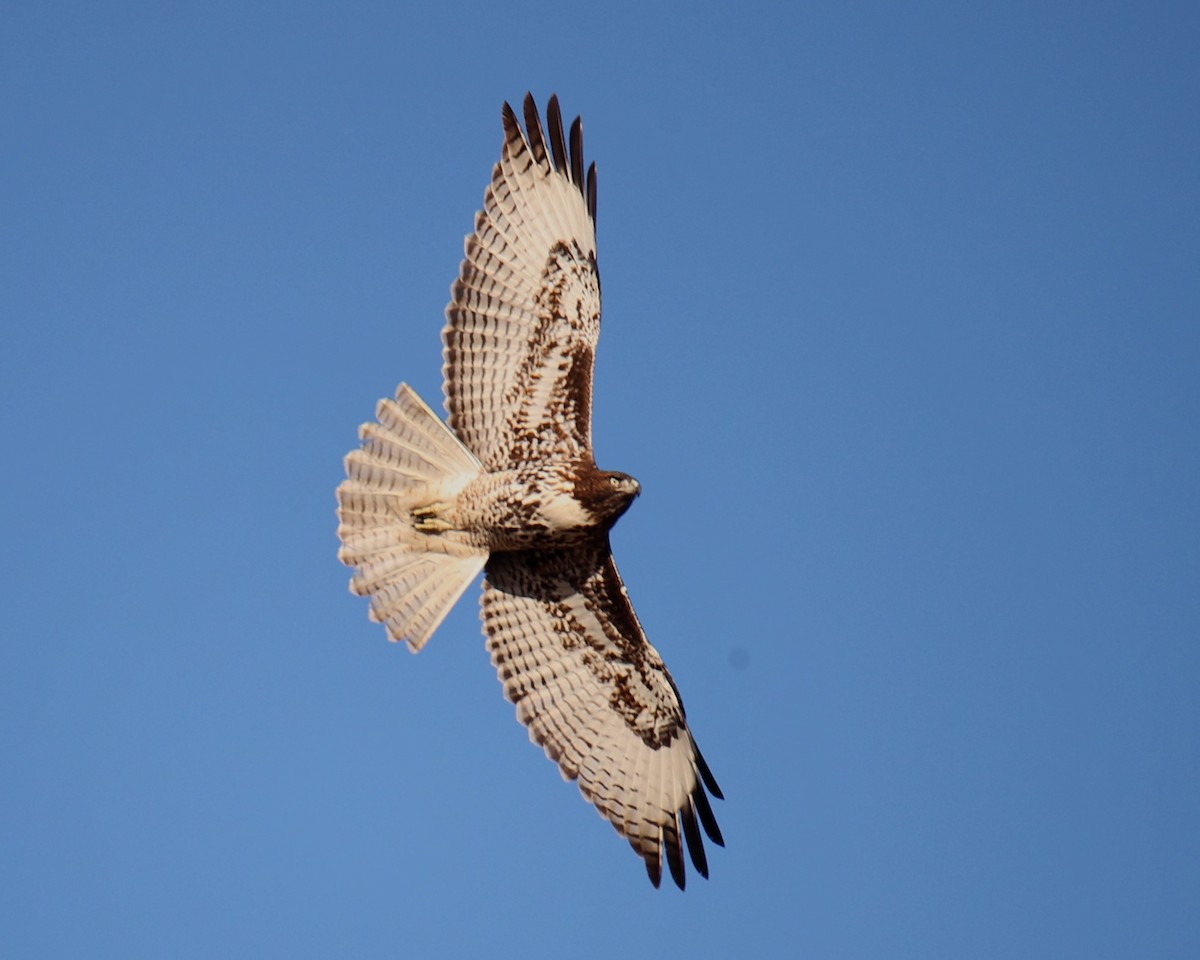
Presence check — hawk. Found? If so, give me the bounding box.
[336,94,723,889]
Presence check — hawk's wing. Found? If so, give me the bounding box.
[443,94,600,472]
[482,542,724,889]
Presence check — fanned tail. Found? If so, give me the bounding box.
[336,384,487,651]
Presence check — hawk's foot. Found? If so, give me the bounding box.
[412,503,454,533]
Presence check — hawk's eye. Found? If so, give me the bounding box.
[608,476,623,488]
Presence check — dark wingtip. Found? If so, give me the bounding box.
[696,745,723,800]
[568,115,585,190]
[666,841,686,891]
[693,786,725,848]
[501,100,520,137]
[644,853,662,889]
[546,94,569,176]
[521,92,548,164]
[681,800,710,879]
[503,94,595,222]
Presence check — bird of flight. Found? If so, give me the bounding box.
[336,94,723,889]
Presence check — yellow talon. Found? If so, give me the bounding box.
[413,503,453,533]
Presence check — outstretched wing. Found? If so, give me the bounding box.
[443,93,600,472]
[482,541,724,889]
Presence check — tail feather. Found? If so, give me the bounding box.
[337,384,487,651]
[350,388,481,484]
[362,551,486,651]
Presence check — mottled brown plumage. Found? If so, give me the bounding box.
[337,95,722,889]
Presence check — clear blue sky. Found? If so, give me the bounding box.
[3,2,1198,957]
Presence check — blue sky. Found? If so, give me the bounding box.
[3,1,1198,957]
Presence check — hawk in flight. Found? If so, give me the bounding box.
[336,94,723,889]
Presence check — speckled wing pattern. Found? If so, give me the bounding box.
[484,541,724,889]
[443,95,723,888]
[443,94,600,471]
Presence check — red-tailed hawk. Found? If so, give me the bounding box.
[336,94,723,889]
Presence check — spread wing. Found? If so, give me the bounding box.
[482,541,724,889]
[443,93,600,472]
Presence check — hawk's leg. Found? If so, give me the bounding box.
[412,502,454,533]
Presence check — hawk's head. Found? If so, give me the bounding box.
[571,465,640,529]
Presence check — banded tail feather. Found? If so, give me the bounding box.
[337,384,487,651]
